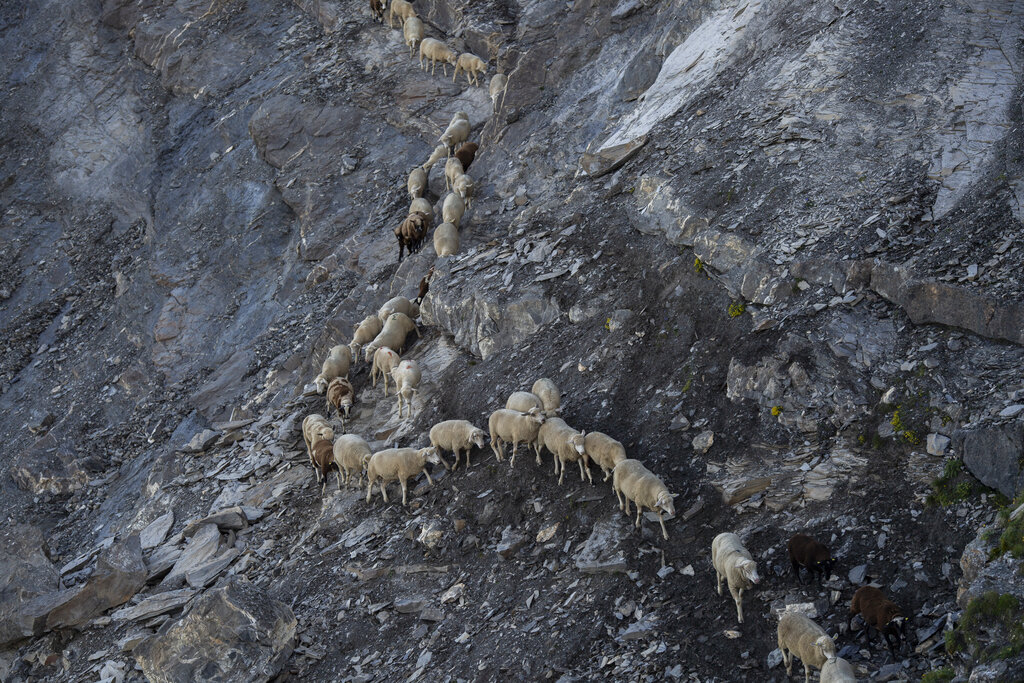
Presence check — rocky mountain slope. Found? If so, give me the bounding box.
[1,0,1022,680]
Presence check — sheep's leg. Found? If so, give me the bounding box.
[438,450,451,471]
[451,448,460,472]
[802,662,810,683]
[509,439,520,467]
[534,441,543,466]
[731,586,744,623]
[623,494,631,517]
[577,458,586,482]
[716,570,723,596]
[335,470,342,489]
[380,481,389,503]
[424,468,434,487]
[602,466,612,482]
[400,478,408,506]
[557,457,566,485]
[491,438,503,462]
[382,373,389,397]
[634,503,643,528]
[452,65,458,83]
[366,479,374,503]
[657,512,668,541]
[614,485,624,510]
[782,646,792,675]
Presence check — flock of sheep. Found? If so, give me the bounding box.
[291,3,916,680]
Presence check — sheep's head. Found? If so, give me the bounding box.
[471,429,486,449]
[526,407,546,424]
[313,376,328,394]
[419,446,442,465]
[816,555,837,575]
[654,491,676,517]
[454,111,469,121]
[570,432,586,454]
[364,344,378,364]
[348,341,361,359]
[318,425,335,443]
[739,558,760,585]
[813,635,837,660]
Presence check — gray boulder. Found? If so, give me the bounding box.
[955,424,1024,498]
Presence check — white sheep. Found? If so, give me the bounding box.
[611,459,676,539]
[439,116,470,152]
[442,192,466,228]
[378,296,420,324]
[711,532,761,623]
[371,346,401,396]
[531,378,561,417]
[433,222,459,257]
[313,344,352,393]
[350,315,383,360]
[537,417,589,484]
[419,38,457,77]
[505,391,543,414]
[388,0,415,28]
[453,173,475,209]
[422,144,447,171]
[410,197,433,218]
[584,431,626,481]
[391,359,421,418]
[453,52,486,86]
[402,16,424,56]
[489,73,509,112]
[819,656,857,683]
[365,446,443,506]
[363,312,419,362]
[428,419,486,471]
[407,166,427,200]
[444,156,464,190]
[333,434,372,487]
[488,408,545,465]
[777,612,838,683]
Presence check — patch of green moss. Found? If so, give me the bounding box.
[727,301,745,318]
[945,591,1024,661]
[989,494,1024,561]
[693,257,705,274]
[927,458,977,507]
[921,668,954,683]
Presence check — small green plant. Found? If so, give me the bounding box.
[927,458,975,506]
[921,668,954,683]
[604,317,612,332]
[890,408,921,445]
[681,377,692,393]
[693,257,705,274]
[727,301,746,318]
[945,591,1024,661]
[989,494,1024,560]
[771,405,783,417]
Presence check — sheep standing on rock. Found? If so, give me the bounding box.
[365,446,443,506]
[391,359,421,418]
[777,612,838,683]
[538,417,588,483]
[584,431,626,481]
[378,296,419,323]
[531,378,560,416]
[488,408,545,464]
[442,192,466,228]
[505,391,543,414]
[333,434,372,487]
[438,112,470,151]
[444,157,464,190]
[489,73,509,112]
[388,0,415,28]
[407,166,427,200]
[453,174,475,209]
[711,532,761,622]
[422,144,447,171]
[364,312,419,362]
[419,38,458,77]
[371,347,401,395]
[612,459,675,539]
[395,210,431,262]
[350,314,383,360]
[433,222,459,257]
[403,16,423,56]
[788,533,836,584]
[819,657,857,683]
[302,414,336,492]
[848,586,907,656]
[454,142,477,172]
[370,0,387,23]
[415,266,434,304]
[313,345,352,393]
[429,419,486,470]
[326,377,355,429]
[453,52,487,86]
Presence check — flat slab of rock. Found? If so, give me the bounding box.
[575,517,629,574]
[134,578,295,683]
[140,512,175,550]
[0,525,59,645]
[112,589,196,622]
[161,524,222,588]
[714,476,771,505]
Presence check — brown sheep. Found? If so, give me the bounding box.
[394,210,431,262]
[369,0,386,23]
[848,586,908,656]
[787,533,836,584]
[454,142,477,172]
[415,266,434,304]
[310,440,336,494]
[326,377,355,430]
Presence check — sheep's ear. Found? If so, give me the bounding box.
[671,493,680,498]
